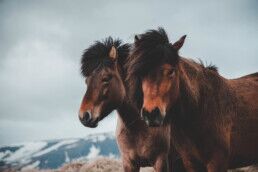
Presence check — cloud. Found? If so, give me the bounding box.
[0,0,257,145]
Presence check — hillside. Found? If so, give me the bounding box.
[0,133,257,172]
[0,133,119,171]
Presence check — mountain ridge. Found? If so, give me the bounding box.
[0,132,119,170]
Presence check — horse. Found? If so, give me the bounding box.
[126,27,258,172]
[78,37,186,172]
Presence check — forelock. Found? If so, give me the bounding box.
[81,37,130,77]
[125,27,179,107]
[126,27,179,78]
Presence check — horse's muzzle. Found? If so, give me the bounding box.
[79,111,98,128]
[141,107,164,127]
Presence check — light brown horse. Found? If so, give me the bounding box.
[78,37,185,172]
[126,28,258,172]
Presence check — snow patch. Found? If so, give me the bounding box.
[108,153,116,159]
[86,145,100,159]
[0,150,12,159]
[33,139,78,157]
[87,135,105,142]
[5,142,47,162]
[65,142,78,149]
[64,151,70,163]
[21,161,40,171]
[97,134,106,142]
[85,133,114,142]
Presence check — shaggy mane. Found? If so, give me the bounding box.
[126,27,178,78]
[125,27,179,107]
[198,59,218,72]
[81,37,130,77]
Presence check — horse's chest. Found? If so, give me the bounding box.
[173,126,216,161]
[117,132,169,161]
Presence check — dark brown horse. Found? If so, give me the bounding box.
[78,37,185,172]
[126,28,258,172]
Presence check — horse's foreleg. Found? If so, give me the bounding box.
[122,158,140,172]
[181,155,207,172]
[168,149,186,172]
[154,155,169,172]
[206,150,228,172]
[171,158,186,172]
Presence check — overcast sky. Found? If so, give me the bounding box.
[0,0,257,145]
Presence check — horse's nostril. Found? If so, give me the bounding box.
[142,107,160,119]
[79,111,91,124]
[83,112,91,122]
[152,107,160,118]
[79,111,98,128]
[141,107,163,127]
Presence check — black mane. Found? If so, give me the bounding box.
[199,59,218,72]
[81,37,130,77]
[206,64,218,72]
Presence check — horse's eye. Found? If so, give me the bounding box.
[102,75,112,83]
[164,69,174,77]
[167,70,174,77]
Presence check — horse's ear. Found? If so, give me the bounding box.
[171,35,186,51]
[109,46,117,60]
[134,35,140,42]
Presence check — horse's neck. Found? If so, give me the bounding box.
[169,59,206,144]
[172,58,206,125]
[116,62,142,128]
[177,58,201,108]
[116,100,141,129]
[175,58,233,124]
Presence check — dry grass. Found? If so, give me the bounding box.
[3,158,257,172]
[59,158,154,172]
[229,166,258,172]
[57,159,258,172]
[55,158,258,172]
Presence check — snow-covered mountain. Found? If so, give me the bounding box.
[0,132,119,170]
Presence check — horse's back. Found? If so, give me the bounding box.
[229,72,258,117]
[227,72,258,168]
[238,72,258,80]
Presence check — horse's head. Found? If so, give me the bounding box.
[79,38,129,128]
[127,28,186,127]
